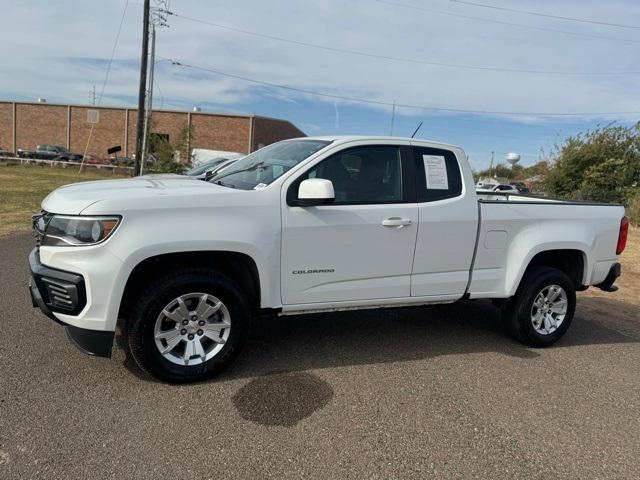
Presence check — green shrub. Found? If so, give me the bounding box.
[546,124,640,202]
[578,157,633,204]
[146,123,192,174]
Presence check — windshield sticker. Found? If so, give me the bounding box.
[254,183,268,190]
[423,155,449,190]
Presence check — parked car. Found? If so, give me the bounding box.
[475,181,498,191]
[185,157,238,179]
[477,183,520,194]
[191,148,243,167]
[510,181,530,193]
[17,144,83,161]
[0,148,15,157]
[29,136,627,382]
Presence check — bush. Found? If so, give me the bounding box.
[146,123,192,174]
[578,157,633,204]
[545,124,640,201]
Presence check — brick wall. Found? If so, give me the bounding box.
[191,113,251,154]
[252,117,305,151]
[16,103,67,151]
[126,110,192,157]
[0,101,304,159]
[126,109,138,157]
[0,103,12,151]
[69,106,127,158]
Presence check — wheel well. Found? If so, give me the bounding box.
[118,251,261,322]
[524,249,585,289]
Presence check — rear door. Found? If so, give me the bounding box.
[280,142,418,305]
[410,145,478,297]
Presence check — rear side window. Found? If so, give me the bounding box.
[413,146,463,202]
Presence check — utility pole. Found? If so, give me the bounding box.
[140,24,156,176]
[134,0,151,176]
[489,151,495,178]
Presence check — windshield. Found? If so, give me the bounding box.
[210,139,331,190]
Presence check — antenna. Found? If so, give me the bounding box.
[410,121,423,138]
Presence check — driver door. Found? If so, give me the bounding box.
[280,142,418,305]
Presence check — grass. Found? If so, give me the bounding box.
[0,163,128,236]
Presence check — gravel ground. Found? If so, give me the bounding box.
[1,232,639,479]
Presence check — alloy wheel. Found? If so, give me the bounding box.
[153,292,231,366]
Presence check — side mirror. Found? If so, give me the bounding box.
[296,178,335,206]
[204,170,214,181]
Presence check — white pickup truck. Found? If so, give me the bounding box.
[29,136,628,382]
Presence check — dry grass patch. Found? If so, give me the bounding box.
[0,163,128,236]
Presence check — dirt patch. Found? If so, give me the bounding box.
[582,226,639,308]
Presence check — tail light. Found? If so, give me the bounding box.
[616,216,629,255]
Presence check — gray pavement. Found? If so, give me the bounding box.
[1,232,639,479]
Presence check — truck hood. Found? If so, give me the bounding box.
[42,176,227,214]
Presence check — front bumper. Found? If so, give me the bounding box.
[29,248,114,357]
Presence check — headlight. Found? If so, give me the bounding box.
[41,215,121,246]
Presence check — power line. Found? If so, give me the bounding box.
[376,0,640,44]
[79,0,129,173]
[450,0,640,30]
[163,10,640,75]
[161,57,640,117]
[95,1,130,106]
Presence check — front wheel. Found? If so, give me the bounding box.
[125,267,249,383]
[504,266,576,347]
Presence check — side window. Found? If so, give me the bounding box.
[413,146,463,202]
[301,146,403,204]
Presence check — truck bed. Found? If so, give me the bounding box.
[469,191,624,299]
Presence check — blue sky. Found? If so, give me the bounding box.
[1,0,640,170]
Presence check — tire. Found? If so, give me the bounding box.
[504,266,576,347]
[125,267,249,383]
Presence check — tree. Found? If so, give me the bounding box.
[473,160,548,183]
[545,123,640,203]
[579,158,633,203]
[147,123,193,174]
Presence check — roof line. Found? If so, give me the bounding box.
[0,99,299,126]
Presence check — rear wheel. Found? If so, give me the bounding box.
[126,267,249,383]
[504,266,576,347]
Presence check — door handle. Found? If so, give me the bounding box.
[381,217,412,228]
